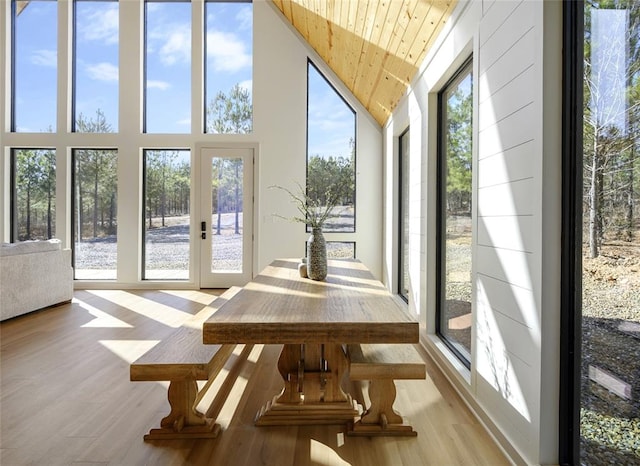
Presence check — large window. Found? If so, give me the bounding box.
[11,149,56,241]
[576,2,640,464]
[73,149,118,280]
[12,0,57,132]
[143,150,191,280]
[399,128,410,301]
[144,1,191,133]
[307,60,356,233]
[205,1,253,134]
[73,0,119,132]
[436,58,473,368]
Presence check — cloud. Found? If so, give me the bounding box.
[78,5,119,44]
[31,49,57,67]
[207,31,251,73]
[86,62,119,82]
[147,80,170,90]
[159,30,191,66]
[177,118,191,126]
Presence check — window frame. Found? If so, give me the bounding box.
[71,147,119,280]
[71,0,119,133]
[559,1,584,463]
[10,0,16,132]
[141,148,191,281]
[203,0,253,134]
[143,0,192,134]
[398,127,410,302]
[306,59,357,234]
[435,56,474,370]
[10,147,57,242]
[11,0,58,133]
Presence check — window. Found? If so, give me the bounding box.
[436,58,473,368]
[307,60,356,233]
[205,1,253,134]
[12,0,57,132]
[399,128,410,301]
[143,150,191,280]
[11,149,56,241]
[144,1,191,133]
[73,149,118,280]
[73,0,119,132]
[574,3,639,464]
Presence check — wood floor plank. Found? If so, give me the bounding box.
[1,290,510,466]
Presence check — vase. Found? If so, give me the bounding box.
[306,227,327,281]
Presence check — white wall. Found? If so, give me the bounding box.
[383,1,563,464]
[254,1,383,278]
[0,0,383,286]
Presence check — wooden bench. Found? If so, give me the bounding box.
[347,343,426,436]
[130,286,241,440]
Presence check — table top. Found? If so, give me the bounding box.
[202,259,419,345]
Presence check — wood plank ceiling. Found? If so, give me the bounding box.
[16,1,29,15]
[272,0,457,126]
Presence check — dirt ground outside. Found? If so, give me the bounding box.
[581,240,640,464]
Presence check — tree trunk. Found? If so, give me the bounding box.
[161,167,166,227]
[589,134,600,258]
[625,145,635,241]
[216,165,222,235]
[26,184,31,240]
[93,165,99,238]
[47,187,52,239]
[234,162,240,235]
[109,191,115,235]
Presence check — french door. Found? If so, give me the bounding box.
[199,147,254,288]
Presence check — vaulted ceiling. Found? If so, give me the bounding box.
[272,0,458,126]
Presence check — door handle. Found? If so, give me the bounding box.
[201,221,206,240]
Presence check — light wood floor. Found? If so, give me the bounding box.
[1,290,510,466]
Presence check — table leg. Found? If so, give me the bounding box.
[255,343,360,426]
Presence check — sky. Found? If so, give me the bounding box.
[13,0,354,159]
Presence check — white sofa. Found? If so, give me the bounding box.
[1,239,73,321]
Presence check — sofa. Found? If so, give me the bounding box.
[1,239,73,321]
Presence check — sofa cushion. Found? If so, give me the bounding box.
[1,239,62,257]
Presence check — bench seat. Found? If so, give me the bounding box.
[347,343,426,436]
[130,286,241,440]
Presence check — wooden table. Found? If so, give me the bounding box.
[202,258,419,426]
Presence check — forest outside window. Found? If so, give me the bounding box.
[11,149,57,241]
[73,148,118,280]
[142,149,191,280]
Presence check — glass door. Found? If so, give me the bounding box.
[199,147,253,287]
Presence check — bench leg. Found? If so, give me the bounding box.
[348,379,417,437]
[144,379,221,440]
